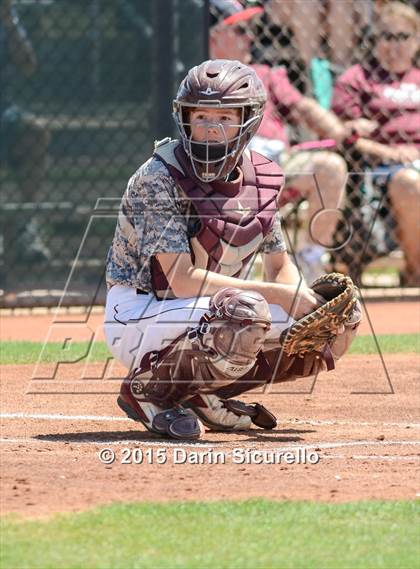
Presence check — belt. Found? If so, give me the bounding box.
[136,289,149,295]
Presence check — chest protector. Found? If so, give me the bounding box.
[152,138,284,299]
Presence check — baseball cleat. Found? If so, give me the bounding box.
[185,393,277,431]
[222,398,277,429]
[118,375,203,440]
[152,407,204,440]
[185,393,253,431]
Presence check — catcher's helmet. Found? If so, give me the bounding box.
[173,59,266,182]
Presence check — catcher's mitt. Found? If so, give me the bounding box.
[280,273,359,357]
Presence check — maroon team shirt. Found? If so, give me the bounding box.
[332,62,420,147]
[252,64,303,146]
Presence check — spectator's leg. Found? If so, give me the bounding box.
[305,151,347,247]
[387,167,420,286]
[287,151,347,246]
[284,150,347,283]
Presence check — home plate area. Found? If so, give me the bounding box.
[1,353,419,516]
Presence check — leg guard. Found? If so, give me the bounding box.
[118,371,203,440]
[119,288,272,419]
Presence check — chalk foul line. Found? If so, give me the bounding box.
[1,412,419,429]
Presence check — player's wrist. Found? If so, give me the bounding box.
[266,282,297,311]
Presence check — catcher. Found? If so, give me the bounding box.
[104,59,361,440]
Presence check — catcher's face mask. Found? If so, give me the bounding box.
[174,101,262,182]
[173,59,266,183]
[189,107,241,144]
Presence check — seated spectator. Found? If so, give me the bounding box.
[332,1,420,286]
[265,0,373,69]
[210,2,349,284]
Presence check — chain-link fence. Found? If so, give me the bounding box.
[210,0,419,288]
[2,0,418,307]
[0,0,207,306]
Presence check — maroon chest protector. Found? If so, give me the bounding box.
[151,141,284,298]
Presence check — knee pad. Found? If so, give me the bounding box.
[127,288,272,406]
[202,287,272,379]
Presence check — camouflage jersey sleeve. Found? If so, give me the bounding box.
[259,209,287,254]
[106,156,191,291]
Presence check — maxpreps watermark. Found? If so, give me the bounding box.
[99,446,321,465]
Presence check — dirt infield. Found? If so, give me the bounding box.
[1,353,419,517]
[1,301,419,518]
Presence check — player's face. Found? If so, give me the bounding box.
[189,107,242,143]
[375,15,418,73]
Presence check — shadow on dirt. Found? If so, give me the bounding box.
[34,427,316,445]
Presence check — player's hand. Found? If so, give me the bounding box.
[282,284,324,320]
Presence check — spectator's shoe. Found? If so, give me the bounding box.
[295,245,326,285]
[117,374,203,440]
[185,393,277,431]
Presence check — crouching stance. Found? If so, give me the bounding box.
[118,288,272,439]
[104,59,361,440]
[115,276,360,440]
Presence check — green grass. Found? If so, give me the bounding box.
[348,333,419,355]
[0,340,111,365]
[0,333,418,365]
[364,266,399,276]
[1,500,419,569]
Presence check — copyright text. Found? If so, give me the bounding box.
[98,447,320,466]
